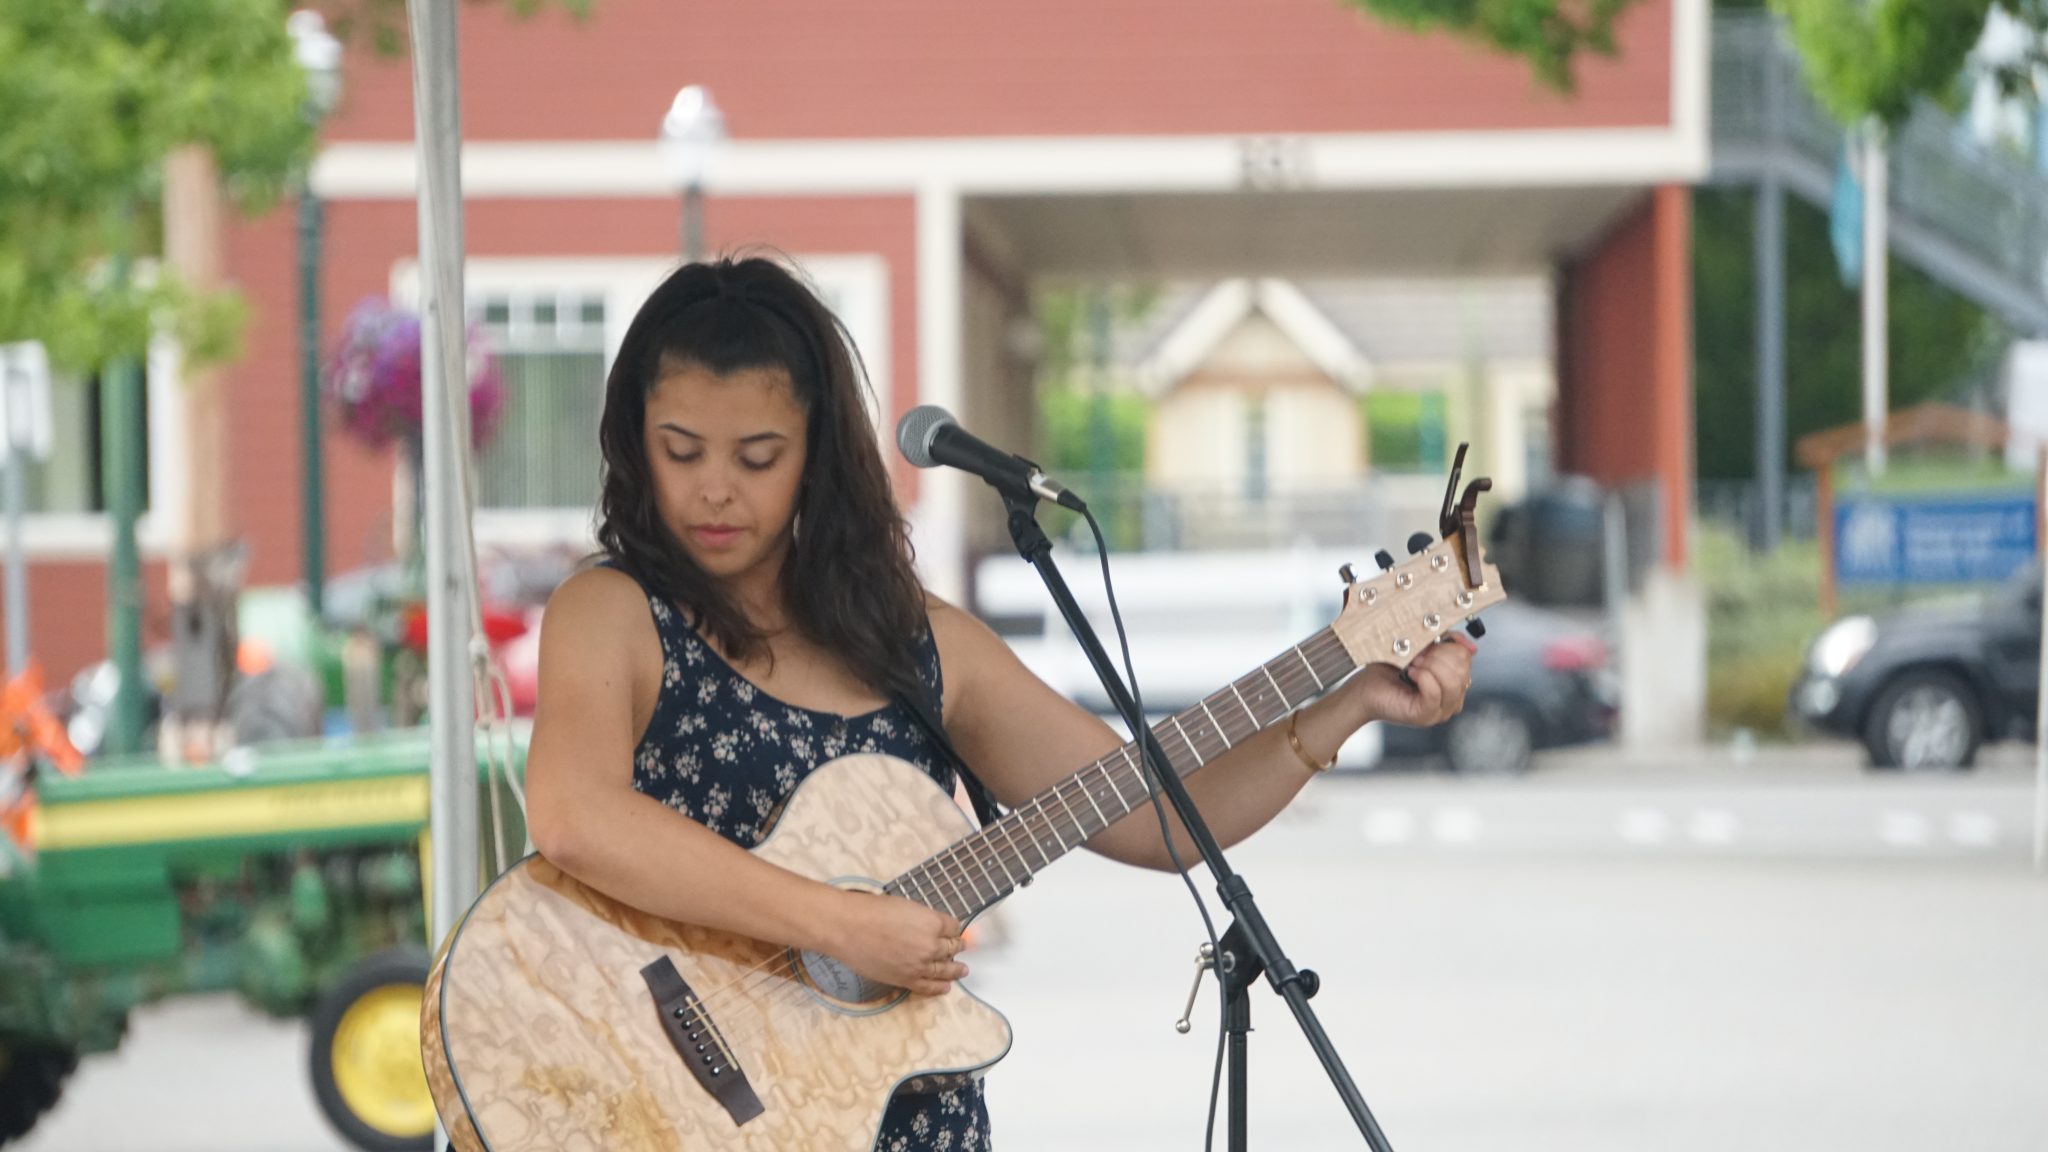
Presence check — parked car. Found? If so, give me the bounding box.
[1788,563,2041,771]
[974,547,1615,775]
[1375,598,1618,774]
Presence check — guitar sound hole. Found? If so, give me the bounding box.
[794,949,901,1008]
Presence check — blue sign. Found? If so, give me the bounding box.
[1835,493,2037,586]
[1830,140,1862,288]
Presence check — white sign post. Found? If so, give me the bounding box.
[2037,450,2047,874]
[0,342,52,677]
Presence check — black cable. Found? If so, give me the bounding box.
[1077,508,1231,1151]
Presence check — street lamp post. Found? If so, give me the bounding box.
[290,9,340,619]
[660,86,726,263]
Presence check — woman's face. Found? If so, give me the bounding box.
[642,362,809,594]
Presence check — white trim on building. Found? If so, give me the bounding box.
[315,122,1710,202]
[911,184,968,603]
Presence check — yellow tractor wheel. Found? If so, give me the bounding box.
[309,950,435,1152]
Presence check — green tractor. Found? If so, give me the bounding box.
[0,730,526,1150]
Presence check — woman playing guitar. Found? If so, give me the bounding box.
[519,255,1476,1150]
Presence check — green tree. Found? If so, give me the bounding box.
[1771,0,2045,126]
[1691,186,2008,483]
[0,0,589,374]
[1335,0,1647,90]
[0,0,313,370]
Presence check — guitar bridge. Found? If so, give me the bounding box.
[641,955,765,1127]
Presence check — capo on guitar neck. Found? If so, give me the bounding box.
[1436,443,1492,590]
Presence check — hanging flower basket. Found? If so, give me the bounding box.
[323,296,504,453]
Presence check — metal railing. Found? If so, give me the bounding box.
[1714,13,2048,332]
[1695,475,1821,544]
[1048,473,1444,553]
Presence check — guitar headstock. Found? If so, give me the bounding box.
[1331,445,1508,669]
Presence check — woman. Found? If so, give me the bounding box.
[524,256,1475,1150]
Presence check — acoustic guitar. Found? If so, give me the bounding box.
[422,528,1504,1151]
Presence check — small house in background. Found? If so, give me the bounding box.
[1085,276,1553,549]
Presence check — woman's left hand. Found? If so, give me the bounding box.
[1346,633,1477,728]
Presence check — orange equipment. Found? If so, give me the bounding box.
[0,664,85,847]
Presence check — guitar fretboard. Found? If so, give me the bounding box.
[885,627,1356,922]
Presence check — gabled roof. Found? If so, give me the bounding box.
[1135,279,1372,398]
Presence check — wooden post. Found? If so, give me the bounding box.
[162,145,234,762]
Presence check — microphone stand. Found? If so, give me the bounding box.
[991,480,1397,1152]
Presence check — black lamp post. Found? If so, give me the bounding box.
[660,85,726,263]
[290,9,340,618]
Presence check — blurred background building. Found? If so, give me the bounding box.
[11,0,1711,742]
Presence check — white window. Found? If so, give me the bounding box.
[21,372,119,515]
[0,340,173,558]
[473,289,609,511]
[393,254,891,545]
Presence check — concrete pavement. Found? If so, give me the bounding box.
[15,738,2048,1152]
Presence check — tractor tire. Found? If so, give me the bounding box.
[309,949,436,1152]
[0,1040,79,1146]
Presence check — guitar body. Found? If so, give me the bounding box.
[423,753,1014,1152]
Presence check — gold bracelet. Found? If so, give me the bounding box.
[1286,709,1335,775]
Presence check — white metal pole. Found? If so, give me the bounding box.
[2,348,25,677]
[2031,582,2048,869]
[2037,452,2047,873]
[406,0,479,948]
[1861,121,1889,478]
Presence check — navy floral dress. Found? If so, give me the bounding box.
[615,567,994,1152]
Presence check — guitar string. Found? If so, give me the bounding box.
[660,588,1475,1045]
[656,653,1349,1051]
[663,646,1339,1019]
[659,647,1353,1046]
[662,638,1362,1045]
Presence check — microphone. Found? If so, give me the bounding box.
[895,405,1086,511]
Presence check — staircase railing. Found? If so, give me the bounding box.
[1713,12,2048,332]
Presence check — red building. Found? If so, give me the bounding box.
[26,0,1708,736]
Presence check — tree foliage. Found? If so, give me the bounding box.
[0,0,590,373]
[1771,0,2004,126]
[0,0,314,370]
[1691,186,2008,483]
[1335,0,1647,91]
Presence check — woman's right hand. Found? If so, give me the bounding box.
[821,889,968,997]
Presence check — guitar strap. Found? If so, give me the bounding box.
[894,680,1004,828]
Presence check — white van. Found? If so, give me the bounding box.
[971,544,1385,768]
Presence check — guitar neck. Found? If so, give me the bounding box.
[886,626,1358,922]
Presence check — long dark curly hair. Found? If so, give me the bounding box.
[595,256,928,700]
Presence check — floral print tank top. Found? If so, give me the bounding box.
[613,566,994,1151]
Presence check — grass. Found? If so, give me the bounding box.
[1700,453,2032,738]
[1697,525,2012,740]
[1698,526,1827,740]
[1835,453,2034,497]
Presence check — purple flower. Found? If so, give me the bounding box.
[324,296,503,452]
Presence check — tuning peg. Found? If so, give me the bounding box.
[1467,618,1487,640]
[1406,531,1433,556]
[1373,549,1395,572]
[1338,563,1356,585]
